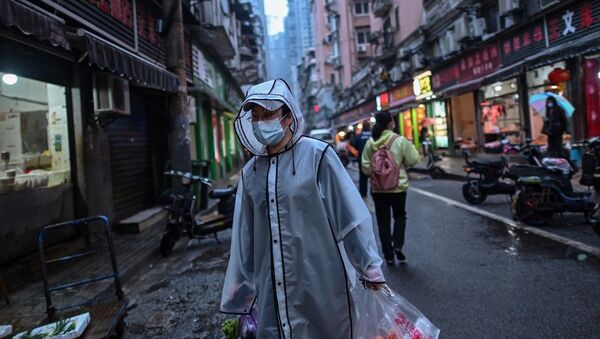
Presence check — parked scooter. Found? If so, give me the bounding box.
[580,137,600,194]
[512,158,600,231]
[422,140,444,179]
[461,141,543,205]
[159,170,236,257]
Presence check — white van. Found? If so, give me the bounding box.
[309,129,334,144]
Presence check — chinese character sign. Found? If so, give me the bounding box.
[459,45,500,82]
[500,20,547,65]
[548,1,600,45]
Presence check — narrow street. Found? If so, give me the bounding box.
[121,165,600,338]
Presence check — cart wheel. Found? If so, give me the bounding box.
[116,318,126,338]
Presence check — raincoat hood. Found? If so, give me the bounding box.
[235,79,305,156]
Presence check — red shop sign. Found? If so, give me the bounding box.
[432,64,459,89]
[390,82,415,107]
[458,44,501,82]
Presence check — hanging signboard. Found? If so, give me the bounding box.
[546,1,600,47]
[500,19,547,65]
[432,64,459,90]
[458,44,501,82]
[413,71,433,100]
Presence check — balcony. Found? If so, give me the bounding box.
[325,0,339,13]
[184,0,235,60]
[372,0,392,18]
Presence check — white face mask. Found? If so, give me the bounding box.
[252,114,290,146]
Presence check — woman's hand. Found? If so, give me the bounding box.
[364,282,388,291]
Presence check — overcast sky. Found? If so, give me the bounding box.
[264,0,288,35]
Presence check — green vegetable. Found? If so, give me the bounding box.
[19,318,76,339]
[222,318,239,339]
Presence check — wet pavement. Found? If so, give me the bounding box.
[116,165,600,338]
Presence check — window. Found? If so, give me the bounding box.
[330,73,336,85]
[354,2,369,16]
[0,72,71,191]
[356,27,370,45]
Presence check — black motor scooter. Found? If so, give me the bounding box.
[461,140,543,205]
[580,137,600,194]
[159,171,236,257]
[512,158,600,231]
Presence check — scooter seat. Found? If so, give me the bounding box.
[209,185,236,199]
[472,159,505,168]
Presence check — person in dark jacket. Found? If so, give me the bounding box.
[541,96,567,157]
[351,121,372,197]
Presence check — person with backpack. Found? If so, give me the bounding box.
[361,111,420,265]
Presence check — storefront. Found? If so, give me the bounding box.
[525,62,569,144]
[0,2,77,262]
[479,78,522,143]
[582,56,600,138]
[191,45,243,180]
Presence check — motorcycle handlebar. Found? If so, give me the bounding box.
[163,171,213,186]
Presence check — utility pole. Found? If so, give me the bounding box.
[163,0,191,175]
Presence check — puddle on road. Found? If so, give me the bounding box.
[476,217,599,264]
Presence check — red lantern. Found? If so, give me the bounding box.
[548,68,570,84]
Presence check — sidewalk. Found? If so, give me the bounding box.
[0,218,164,334]
[0,172,241,334]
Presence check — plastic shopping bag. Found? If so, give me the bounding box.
[238,309,258,339]
[355,286,440,339]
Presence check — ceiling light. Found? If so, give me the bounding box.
[348,125,354,131]
[494,85,503,92]
[432,95,437,99]
[2,74,17,85]
[370,117,376,124]
[357,123,363,130]
[597,71,600,79]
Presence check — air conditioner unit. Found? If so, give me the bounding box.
[454,15,471,41]
[499,0,520,16]
[398,47,410,60]
[412,54,423,70]
[390,66,402,82]
[400,61,411,73]
[357,45,368,53]
[472,18,487,38]
[93,74,131,115]
[445,31,459,55]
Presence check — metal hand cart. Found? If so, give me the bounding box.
[38,216,128,338]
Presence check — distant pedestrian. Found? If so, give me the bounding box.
[419,120,430,155]
[220,79,386,338]
[361,111,419,265]
[351,121,372,197]
[541,96,568,157]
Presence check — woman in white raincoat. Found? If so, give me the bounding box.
[220,79,385,338]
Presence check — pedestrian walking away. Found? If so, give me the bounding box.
[351,121,372,197]
[220,79,386,338]
[361,111,420,265]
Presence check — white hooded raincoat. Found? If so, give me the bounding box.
[220,79,384,338]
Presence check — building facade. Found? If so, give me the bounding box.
[328,0,600,156]
[0,0,259,263]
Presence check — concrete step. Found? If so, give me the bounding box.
[116,207,167,234]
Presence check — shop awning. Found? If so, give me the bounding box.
[0,0,70,50]
[188,81,239,113]
[78,29,178,93]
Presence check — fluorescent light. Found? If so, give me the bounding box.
[2,74,17,85]
[597,71,600,79]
